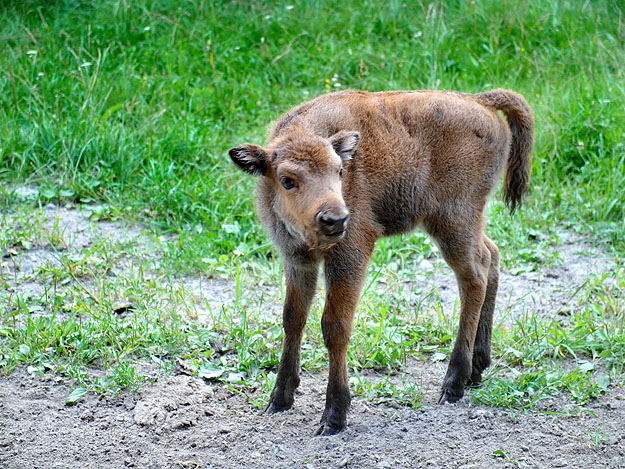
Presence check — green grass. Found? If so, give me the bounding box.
[1,0,624,410]
[474,268,625,410]
[1,0,624,261]
[1,201,623,410]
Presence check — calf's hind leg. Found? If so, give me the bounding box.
[266,262,319,413]
[425,216,490,403]
[469,235,499,386]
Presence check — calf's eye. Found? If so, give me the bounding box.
[280,176,295,190]
[339,167,344,178]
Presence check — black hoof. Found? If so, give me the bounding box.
[314,422,345,436]
[466,370,483,388]
[471,351,491,386]
[438,382,464,404]
[314,405,347,436]
[438,392,461,404]
[264,400,291,414]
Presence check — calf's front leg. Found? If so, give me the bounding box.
[316,241,373,436]
[266,261,319,413]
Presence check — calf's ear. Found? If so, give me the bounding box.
[228,144,268,176]
[329,130,361,161]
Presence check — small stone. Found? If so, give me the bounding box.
[80,410,94,422]
[218,425,231,434]
[551,458,568,467]
[338,457,350,467]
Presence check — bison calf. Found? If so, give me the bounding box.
[229,89,534,435]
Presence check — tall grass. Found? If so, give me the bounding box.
[1,0,623,263]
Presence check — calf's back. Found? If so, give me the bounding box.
[266,90,513,238]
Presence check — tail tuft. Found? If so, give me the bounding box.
[475,90,534,214]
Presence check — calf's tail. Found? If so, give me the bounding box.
[475,89,534,214]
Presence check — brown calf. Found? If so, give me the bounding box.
[229,89,534,435]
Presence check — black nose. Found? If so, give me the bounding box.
[316,211,349,236]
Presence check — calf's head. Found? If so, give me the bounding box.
[229,130,360,248]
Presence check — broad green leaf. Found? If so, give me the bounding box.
[198,363,225,379]
[66,387,88,405]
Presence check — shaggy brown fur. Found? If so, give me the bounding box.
[229,89,534,435]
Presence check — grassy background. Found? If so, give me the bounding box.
[1,0,624,409]
[2,0,624,263]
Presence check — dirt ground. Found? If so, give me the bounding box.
[1,365,624,469]
[1,201,624,468]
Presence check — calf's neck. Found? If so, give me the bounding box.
[229,89,534,435]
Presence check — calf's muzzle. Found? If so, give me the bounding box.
[316,208,350,238]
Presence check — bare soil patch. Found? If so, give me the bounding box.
[1,366,624,469]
